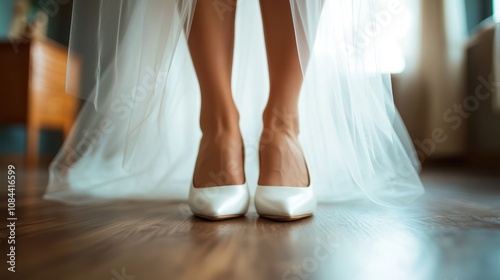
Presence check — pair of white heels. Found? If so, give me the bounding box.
[188,182,317,221]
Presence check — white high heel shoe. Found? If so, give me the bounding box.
[255,163,317,221]
[255,185,316,221]
[189,183,250,221]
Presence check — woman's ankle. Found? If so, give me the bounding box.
[263,106,300,136]
[200,106,241,138]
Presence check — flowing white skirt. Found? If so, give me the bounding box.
[46,0,425,206]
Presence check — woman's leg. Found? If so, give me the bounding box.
[259,0,308,186]
[188,0,244,187]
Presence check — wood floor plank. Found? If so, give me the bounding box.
[0,168,499,280]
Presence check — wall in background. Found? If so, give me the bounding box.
[465,0,494,33]
[0,0,13,39]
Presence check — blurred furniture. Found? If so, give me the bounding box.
[0,39,80,168]
[466,21,500,166]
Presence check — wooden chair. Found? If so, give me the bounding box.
[0,39,80,168]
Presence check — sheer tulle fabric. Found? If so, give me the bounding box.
[47,0,424,206]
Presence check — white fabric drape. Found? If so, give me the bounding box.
[46,0,424,206]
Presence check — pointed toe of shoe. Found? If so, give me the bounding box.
[188,184,250,220]
[255,185,317,221]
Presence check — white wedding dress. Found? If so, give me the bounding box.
[45,0,425,206]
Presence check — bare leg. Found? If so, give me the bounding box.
[259,0,308,187]
[188,0,244,187]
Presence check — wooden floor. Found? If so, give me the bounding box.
[0,167,499,280]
